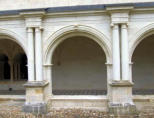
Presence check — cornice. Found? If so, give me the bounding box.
[20,11,45,18]
[0,2,154,19]
[106,6,134,13]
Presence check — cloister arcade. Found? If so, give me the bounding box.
[132,34,154,95]
[0,2,154,114]
[0,28,154,96]
[0,38,27,95]
[52,36,107,95]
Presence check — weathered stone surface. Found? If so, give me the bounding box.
[22,103,47,114]
[0,101,154,118]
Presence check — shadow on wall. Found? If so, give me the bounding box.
[132,34,154,95]
[52,36,107,95]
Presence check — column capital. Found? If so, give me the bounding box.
[35,27,43,32]
[26,27,33,33]
[111,23,118,27]
[129,62,134,65]
[111,23,119,29]
[43,64,53,67]
[105,62,112,66]
[121,23,128,29]
[8,60,13,65]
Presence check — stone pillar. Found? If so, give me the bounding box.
[9,61,14,82]
[0,61,4,80]
[109,24,136,117]
[27,27,35,82]
[14,63,17,80]
[35,27,43,82]
[112,24,120,81]
[44,64,53,97]
[23,27,47,114]
[121,24,129,81]
[17,63,21,80]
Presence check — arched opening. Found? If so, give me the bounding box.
[52,36,107,95]
[13,53,28,80]
[0,39,27,95]
[0,54,10,80]
[132,34,154,95]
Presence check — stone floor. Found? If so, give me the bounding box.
[0,101,154,118]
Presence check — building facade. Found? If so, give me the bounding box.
[0,0,154,115]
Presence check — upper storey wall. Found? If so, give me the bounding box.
[0,0,154,11]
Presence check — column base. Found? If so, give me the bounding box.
[109,80,134,104]
[23,81,48,114]
[109,103,138,117]
[23,103,47,114]
[108,80,138,117]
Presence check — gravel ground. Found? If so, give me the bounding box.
[0,101,154,118]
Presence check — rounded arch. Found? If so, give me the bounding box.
[44,25,112,64]
[0,28,27,55]
[129,23,154,61]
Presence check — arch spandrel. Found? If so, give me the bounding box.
[44,25,112,65]
[0,28,27,55]
[129,23,154,61]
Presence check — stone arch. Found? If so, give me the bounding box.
[0,29,27,94]
[44,25,112,65]
[0,28,27,55]
[130,23,154,94]
[129,23,154,61]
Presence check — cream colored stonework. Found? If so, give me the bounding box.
[0,0,154,113]
[0,0,153,10]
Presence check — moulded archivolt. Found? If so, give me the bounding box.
[0,28,27,55]
[44,25,112,65]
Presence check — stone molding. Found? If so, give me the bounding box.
[109,80,134,87]
[44,25,112,65]
[24,81,49,88]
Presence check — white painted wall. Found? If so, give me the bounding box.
[52,36,107,91]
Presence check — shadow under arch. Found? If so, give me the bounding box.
[129,23,154,61]
[44,25,112,96]
[44,25,112,65]
[130,24,154,95]
[0,28,27,55]
[0,32,28,95]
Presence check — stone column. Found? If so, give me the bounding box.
[0,61,4,80]
[17,63,21,80]
[121,24,129,81]
[112,24,120,81]
[14,63,17,80]
[44,64,53,96]
[35,27,43,82]
[27,27,35,82]
[9,61,14,82]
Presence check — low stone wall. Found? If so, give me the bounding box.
[0,106,154,118]
[0,101,154,118]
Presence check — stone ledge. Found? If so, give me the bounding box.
[23,81,49,88]
[109,80,134,87]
